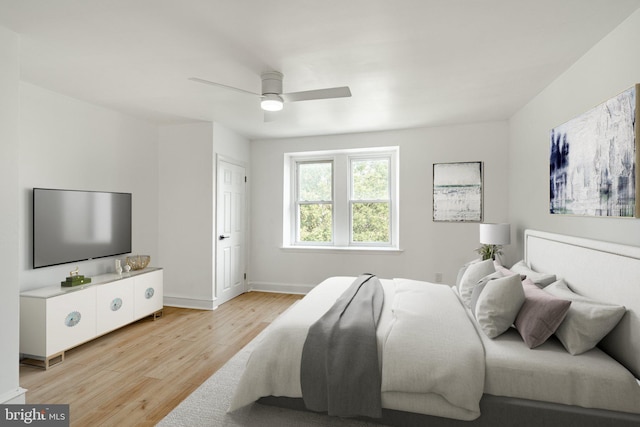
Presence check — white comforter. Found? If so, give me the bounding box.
[229,276,485,421]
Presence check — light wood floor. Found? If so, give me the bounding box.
[19,291,303,427]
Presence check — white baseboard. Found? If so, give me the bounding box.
[163,284,311,309]
[163,296,218,310]
[0,387,27,404]
[248,281,313,295]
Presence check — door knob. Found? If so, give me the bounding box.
[219,234,231,240]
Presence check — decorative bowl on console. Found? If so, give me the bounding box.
[126,255,150,270]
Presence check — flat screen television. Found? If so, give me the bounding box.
[33,188,132,269]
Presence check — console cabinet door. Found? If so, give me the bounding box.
[96,279,135,335]
[46,287,97,356]
[133,269,163,319]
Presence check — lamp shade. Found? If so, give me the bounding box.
[479,223,511,245]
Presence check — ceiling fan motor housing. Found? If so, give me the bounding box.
[261,71,283,95]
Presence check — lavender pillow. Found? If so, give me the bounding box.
[515,278,571,348]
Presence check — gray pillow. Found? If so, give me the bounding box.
[458,259,495,308]
[544,280,626,355]
[473,274,525,339]
[510,260,556,287]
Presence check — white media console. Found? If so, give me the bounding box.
[20,267,163,369]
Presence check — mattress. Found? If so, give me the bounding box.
[481,327,640,414]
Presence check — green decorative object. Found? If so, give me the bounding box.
[475,244,503,261]
[62,266,91,286]
[62,277,91,287]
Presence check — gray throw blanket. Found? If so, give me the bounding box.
[300,274,384,418]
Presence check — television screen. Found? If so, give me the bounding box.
[33,188,132,269]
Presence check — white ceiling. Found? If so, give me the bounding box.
[1,0,639,140]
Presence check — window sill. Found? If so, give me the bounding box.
[280,245,404,255]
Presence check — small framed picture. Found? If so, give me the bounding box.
[433,161,483,222]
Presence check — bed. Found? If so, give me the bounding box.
[229,230,640,426]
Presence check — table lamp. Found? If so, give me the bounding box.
[477,223,510,260]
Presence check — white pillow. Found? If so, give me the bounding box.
[469,270,504,314]
[457,259,495,308]
[455,258,481,288]
[510,260,556,287]
[544,280,626,355]
[473,274,525,338]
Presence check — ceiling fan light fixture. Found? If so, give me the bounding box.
[261,94,284,111]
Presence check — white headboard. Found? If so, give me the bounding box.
[524,229,640,379]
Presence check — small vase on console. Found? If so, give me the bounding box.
[115,259,123,275]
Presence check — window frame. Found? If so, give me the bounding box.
[284,147,399,251]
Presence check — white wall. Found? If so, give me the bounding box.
[508,9,640,258]
[0,25,24,404]
[19,83,159,291]
[250,122,509,291]
[158,123,215,308]
[158,122,250,309]
[213,124,251,165]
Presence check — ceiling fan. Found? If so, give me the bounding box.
[189,71,351,113]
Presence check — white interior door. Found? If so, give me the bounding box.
[216,159,246,305]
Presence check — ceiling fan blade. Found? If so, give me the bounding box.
[264,111,278,122]
[189,77,260,97]
[281,86,351,103]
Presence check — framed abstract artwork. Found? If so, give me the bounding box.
[433,161,483,222]
[550,84,639,217]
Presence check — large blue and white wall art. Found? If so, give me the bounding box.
[433,161,483,222]
[550,84,639,218]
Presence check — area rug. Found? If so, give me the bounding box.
[157,328,386,427]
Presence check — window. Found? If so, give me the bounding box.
[284,147,399,250]
[297,161,333,243]
[351,157,390,244]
